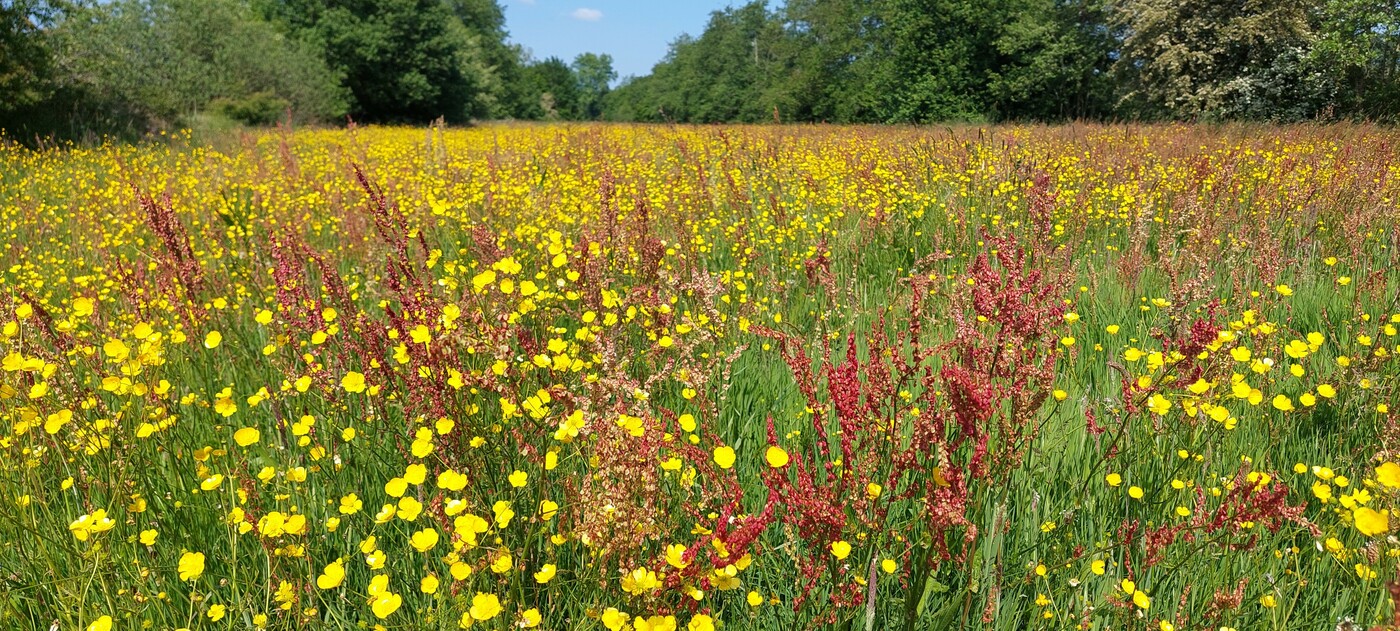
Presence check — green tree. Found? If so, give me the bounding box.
[517,56,580,120]
[45,0,346,129]
[1112,0,1317,120]
[0,0,60,116]
[258,0,478,123]
[776,0,886,122]
[605,2,789,123]
[442,0,524,118]
[571,52,615,120]
[867,0,1014,123]
[1308,0,1400,120]
[987,0,1117,120]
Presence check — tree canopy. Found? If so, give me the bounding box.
[2,0,1398,140]
[604,0,1400,124]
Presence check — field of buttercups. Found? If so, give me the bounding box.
[1,123,1399,630]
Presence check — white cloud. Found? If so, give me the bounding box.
[570,7,602,21]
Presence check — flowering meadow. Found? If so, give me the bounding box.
[2,123,1400,631]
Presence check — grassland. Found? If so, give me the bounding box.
[1,123,1398,630]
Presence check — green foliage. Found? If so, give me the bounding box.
[571,52,615,120]
[4,0,1400,135]
[515,57,580,120]
[43,0,346,130]
[441,0,533,119]
[604,0,1400,124]
[1308,0,1400,121]
[210,91,291,126]
[604,2,790,123]
[774,0,887,122]
[257,0,478,123]
[986,0,1116,121]
[1112,0,1317,120]
[0,0,57,114]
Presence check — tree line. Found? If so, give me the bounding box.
[604,0,1400,124]
[0,0,617,140]
[2,0,1398,140]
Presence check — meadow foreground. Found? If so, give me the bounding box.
[1,123,1399,630]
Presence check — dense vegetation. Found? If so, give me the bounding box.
[4,0,1400,139]
[0,0,616,138]
[604,0,1400,124]
[3,122,1400,631]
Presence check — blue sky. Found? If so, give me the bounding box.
[502,0,740,81]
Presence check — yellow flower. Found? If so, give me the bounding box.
[637,616,678,631]
[203,331,222,349]
[1128,486,1144,499]
[1354,507,1390,536]
[470,592,502,621]
[1271,394,1294,412]
[69,509,116,541]
[233,427,260,446]
[438,469,469,491]
[410,528,440,552]
[341,371,366,393]
[87,616,113,631]
[509,470,528,487]
[371,592,402,619]
[316,559,345,589]
[1133,590,1151,610]
[1090,560,1105,575]
[1105,473,1122,487]
[534,563,557,584]
[687,614,715,631]
[882,558,897,574]
[421,574,440,594]
[1376,462,1400,488]
[830,540,852,560]
[602,608,630,631]
[747,590,763,607]
[1146,394,1171,416]
[139,529,158,546]
[713,446,736,469]
[519,609,542,628]
[765,445,790,468]
[621,567,660,596]
[398,496,424,521]
[339,494,363,515]
[207,604,226,622]
[1260,594,1277,608]
[178,551,205,581]
[666,543,690,569]
[200,474,224,491]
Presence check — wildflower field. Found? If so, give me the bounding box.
[3,123,1400,631]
